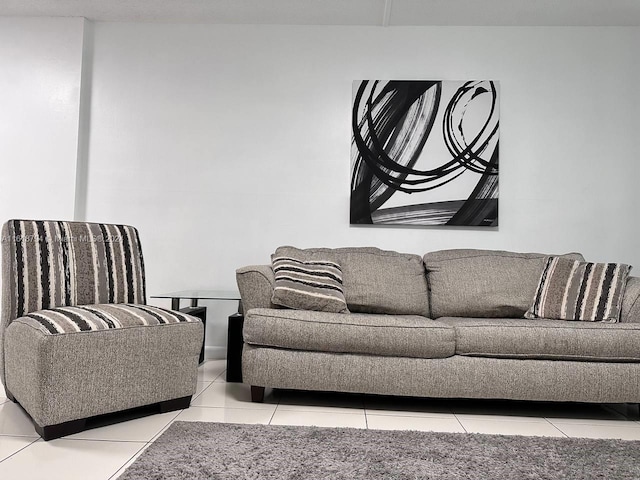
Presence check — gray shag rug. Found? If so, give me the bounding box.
[118,421,640,480]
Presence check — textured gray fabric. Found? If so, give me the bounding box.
[17,303,199,335]
[244,308,454,359]
[438,317,640,361]
[4,320,202,426]
[1,220,204,431]
[2,220,146,320]
[119,422,640,480]
[274,246,429,316]
[0,222,11,387]
[423,249,584,318]
[243,346,640,403]
[236,265,278,311]
[621,276,640,323]
[1,220,147,385]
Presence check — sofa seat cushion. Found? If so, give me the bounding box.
[439,317,640,362]
[244,308,454,359]
[14,304,199,335]
[423,249,584,318]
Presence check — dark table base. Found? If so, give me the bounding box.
[226,313,244,382]
[180,306,207,364]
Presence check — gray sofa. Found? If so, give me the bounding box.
[236,247,640,405]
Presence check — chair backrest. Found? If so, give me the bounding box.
[1,220,146,323]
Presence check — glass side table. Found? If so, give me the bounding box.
[151,290,244,382]
[152,290,242,311]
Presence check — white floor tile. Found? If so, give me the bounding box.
[552,422,640,440]
[455,413,554,423]
[197,360,226,381]
[457,417,566,437]
[276,403,364,414]
[108,444,149,480]
[190,383,278,410]
[66,411,181,442]
[367,414,465,433]
[0,438,146,480]
[175,406,274,425]
[546,417,639,427]
[364,396,453,417]
[270,409,367,428]
[0,435,38,462]
[365,403,453,417]
[365,410,457,420]
[213,372,227,383]
[193,381,213,399]
[0,402,38,437]
[278,390,364,413]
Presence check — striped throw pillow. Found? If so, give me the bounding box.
[525,256,631,322]
[271,255,349,313]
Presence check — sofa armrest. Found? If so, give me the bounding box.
[236,265,277,311]
[621,276,640,323]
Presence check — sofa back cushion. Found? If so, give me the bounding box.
[273,246,429,316]
[423,249,584,318]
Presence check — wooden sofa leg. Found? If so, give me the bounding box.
[36,418,87,441]
[251,386,265,403]
[159,395,192,413]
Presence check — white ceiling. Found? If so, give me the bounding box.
[0,0,639,26]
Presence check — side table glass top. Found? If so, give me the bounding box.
[151,290,240,301]
[151,290,241,310]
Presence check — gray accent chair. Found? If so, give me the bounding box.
[238,247,640,406]
[1,220,203,440]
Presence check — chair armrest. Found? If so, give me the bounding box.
[621,276,640,323]
[236,265,277,311]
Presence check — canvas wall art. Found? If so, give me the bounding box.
[350,80,499,226]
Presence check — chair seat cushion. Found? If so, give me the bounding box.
[438,317,640,362]
[14,304,199,335]
[244,308,455,359]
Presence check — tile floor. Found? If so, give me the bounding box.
[1,359,640,479]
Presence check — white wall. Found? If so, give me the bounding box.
[0,17,86,328]
[0,17,86,222]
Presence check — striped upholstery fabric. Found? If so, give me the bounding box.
[271,254,349,314]
[17,304,198,335]
[2,220,146,321]
[525,256,632,322]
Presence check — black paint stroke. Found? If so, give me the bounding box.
[350,80,499,226]
[351,81,442,223]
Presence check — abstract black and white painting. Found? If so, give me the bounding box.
[351,80,499,226]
